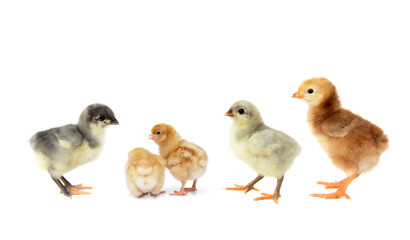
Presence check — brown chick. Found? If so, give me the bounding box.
[149,123,208,196]
[125,148,166,198]
[292,77,388,199]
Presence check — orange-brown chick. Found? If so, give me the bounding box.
[149,123,208,196]
[125,148,166,198]
[293,77,388,199]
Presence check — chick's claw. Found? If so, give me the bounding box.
[225,184,259,194]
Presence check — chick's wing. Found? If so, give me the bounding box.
[167,141,206,168]
[247,129,280,158]
[321,110,363,138]
[55,124,84,149]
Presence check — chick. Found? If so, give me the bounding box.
[30,103,119,198]
[293,77,389,199]
[149,123,208,196]
[125,148,166,198]
[225,100,301,203]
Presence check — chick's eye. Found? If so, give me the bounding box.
[307,89,314,94]
[238,109,245,115]
[156,131,162,135]
[98,115,106,121]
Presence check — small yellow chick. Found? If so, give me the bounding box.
[149,123,208,196]
[293,77,389,199]
[225,100,301,203]
[125,148,166,198]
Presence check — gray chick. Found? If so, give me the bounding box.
[225,100,301,203]
[30,103,119,198]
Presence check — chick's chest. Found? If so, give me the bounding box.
[69,140,104,168]
[229,128,253,161]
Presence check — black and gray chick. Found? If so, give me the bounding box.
[30,103,119,198]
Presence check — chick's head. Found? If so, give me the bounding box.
[292,77,337,107]
[149,123,180,145]
[79,103,119,130]
[225,100,263,127]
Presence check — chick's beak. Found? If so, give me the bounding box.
[292,89,304,99]
[225,109,235,117]
[108,117,119,125]
[148,134,155,140]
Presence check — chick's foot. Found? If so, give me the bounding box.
[312,173,360,200]
[170,181,189,196]
[60,177,92,196]
[137,192,149,198]
[254,193,281,204]
[53,177,90,198]
[225,184,259,194]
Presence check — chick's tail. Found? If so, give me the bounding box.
[376,134,389,155]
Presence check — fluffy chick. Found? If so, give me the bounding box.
[293,77,388,199]
[125,148,166,198]
[225,100,301,203]
[30,103,119,198]
[149,123,208,196]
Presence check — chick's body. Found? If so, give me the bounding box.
[226,100,301,203]
[150,123,208,196]
[32,124,105,178]
[308,108,388,174]
[229,122,300,179]
[125,148,166,197]
[293,77,388,199]
[30,103,119,197]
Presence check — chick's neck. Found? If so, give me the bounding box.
[307,92,342,127]
[235,114,263,132]
[78,121,105,149]
[158,133,182,159]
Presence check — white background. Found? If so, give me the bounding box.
[1,1,409,239]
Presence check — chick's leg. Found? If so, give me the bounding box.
[60,176,92,195]
[170,180,188,196]
[254,175,284,204]
[184,179,198,192]
[225,175,264,194]
[52,177,71,198]
[311,172,361,199]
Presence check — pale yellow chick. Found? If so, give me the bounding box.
[149,123,208,196]
[225,100,301,203]
[125,148,166,198]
